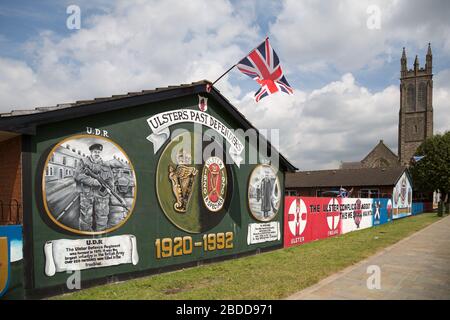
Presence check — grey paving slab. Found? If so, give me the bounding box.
[287,214,450,300]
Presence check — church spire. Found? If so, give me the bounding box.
[426,43,432,74]
[401,47,407,77]
[414,55,419,73]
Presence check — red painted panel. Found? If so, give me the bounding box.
[284,197,341,248]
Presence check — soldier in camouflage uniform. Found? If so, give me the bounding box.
[74,143,115,232]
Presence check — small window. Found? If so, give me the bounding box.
[286,190,297,196]
[360,189,380,198]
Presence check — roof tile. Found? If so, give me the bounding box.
[286,166,406,188]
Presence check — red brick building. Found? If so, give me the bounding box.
[285,166,411,199]
[0,133,22,225]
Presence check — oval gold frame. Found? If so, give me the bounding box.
[247,164,281,222]
[41,134,137,235]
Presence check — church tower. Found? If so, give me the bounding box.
[398,44,433,165]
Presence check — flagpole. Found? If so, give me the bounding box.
[208,36,270,90]
[210,64,237,87]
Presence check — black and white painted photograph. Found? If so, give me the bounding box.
[42,135,136,234]
[248,164,281,222]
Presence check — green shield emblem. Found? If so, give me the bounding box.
[156,131,230,233]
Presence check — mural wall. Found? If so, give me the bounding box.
[372,198,392,226]
[284,197,378,247]
[340,198,373,234]
[392,172,413,219]
[284,197,340,247]
[284,195,430,249]
[27,94,286,294]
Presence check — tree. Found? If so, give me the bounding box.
[410,131,450,215]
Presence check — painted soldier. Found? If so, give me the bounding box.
[74,143,115,232]
[260,172,273,218]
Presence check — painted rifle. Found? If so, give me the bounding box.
[83,167,130,211]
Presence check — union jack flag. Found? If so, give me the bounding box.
[237,38,293,102]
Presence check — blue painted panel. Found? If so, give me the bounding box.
[372,198,393,226]
[412,202,425,215]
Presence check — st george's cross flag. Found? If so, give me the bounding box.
[237,38,293,102]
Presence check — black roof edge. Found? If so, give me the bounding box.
[0,83,205,134]
[0,80,297,172]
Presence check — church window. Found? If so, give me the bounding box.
[418,82,427,110]
[374,158,389,167]
[407,84,415,111]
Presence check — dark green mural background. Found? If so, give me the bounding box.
[29,94,285,290]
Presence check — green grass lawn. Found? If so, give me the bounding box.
[54,212,441,300]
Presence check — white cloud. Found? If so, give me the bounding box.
[237,67,450,170]
[0,0,260,112]
[270,0,450,74]
[237,73,399,170]
[434,69,450,135]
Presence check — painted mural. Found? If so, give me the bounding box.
[372,198,392,226]
[246,164,282,245]
[283,197,341,247]
[283,197,383,248]
[392,171,413,219]
[27,93,286,295]
[0,225,23,299]
[42,135,137,235]
[340,198,373,234]
[156,131,231,233]
[248,164,281,222]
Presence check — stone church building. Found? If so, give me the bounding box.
[286,44,434,197]
[341,44,434,169]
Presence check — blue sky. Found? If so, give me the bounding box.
[0,0,449,169]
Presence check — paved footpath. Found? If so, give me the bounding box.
[288,214,450,300]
